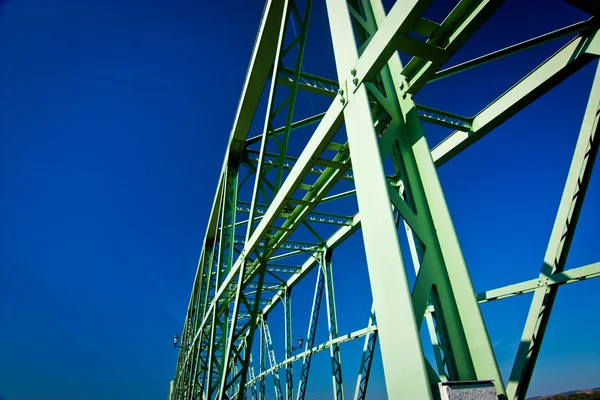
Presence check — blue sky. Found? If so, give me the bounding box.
[0,0,598,399]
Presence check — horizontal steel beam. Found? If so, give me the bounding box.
[416,104,473,131]
[246,112,327,146]
[242,325,377,389]
[477,262,600,303]
[278,67,339,97]
[262,215,361,316]
[244,149,354,180]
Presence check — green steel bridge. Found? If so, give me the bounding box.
[169,0,600,398]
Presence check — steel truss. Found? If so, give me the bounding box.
[169,0,600,399]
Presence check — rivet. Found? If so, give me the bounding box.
[351,68,357,76]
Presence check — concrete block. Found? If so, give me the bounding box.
[438,380,497,400]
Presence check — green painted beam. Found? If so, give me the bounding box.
[172,2,600,399]
[327,0,434,397]
[432,30,600,167]
[477,262,600,303]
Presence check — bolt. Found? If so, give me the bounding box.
[400,82,404,90]
[351,68,357,76]
[340,97,345,104]
[353,77,359,85]
[338,88,344,96]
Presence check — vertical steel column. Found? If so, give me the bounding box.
[297,257,325,400]
[195,246,216,398]
[203,211,226,397]
[187,250,213,399]
[231,362,240,398]
[273,0,314,192]
[186,341,200,398]
[175,243,216,399]
[220,2,311,391]
[400,176,451,380]
[262,317,284,400]
[245,0,291,243]
[196,212,221,399]
[353,306,377,400]
[204,312,218,399]
[186,256,204,379]
[246,0,314,239]
[284,287,293,400]
[205,165,239,399]
[323,250,344,399]
[424,305,450,382]
[216,0,319,378]
[325,0,433,397]
[219,255,268,398]
[248,350,259,400]
[171,0,292,397]
[369,0,504,394]
[506,62,600,400]
[260,317,267,400]
[197,330,210,399]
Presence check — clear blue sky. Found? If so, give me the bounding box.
[0,0,598,399]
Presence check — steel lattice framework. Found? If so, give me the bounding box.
[169,0,600,399]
